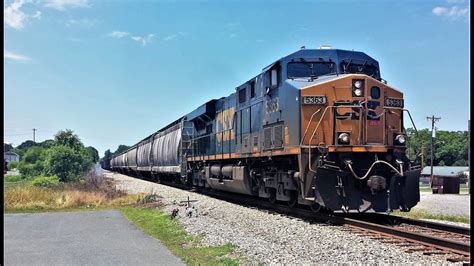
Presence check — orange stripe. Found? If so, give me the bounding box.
[187,147,301,161]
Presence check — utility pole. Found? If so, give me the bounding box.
[469,120,471,194]
[426,115,441,187]
[32,128,36,142]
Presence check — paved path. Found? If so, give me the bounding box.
[4,210,184,265]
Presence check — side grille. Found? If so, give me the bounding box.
[263,127,272,150]
[273,125,283,148]
[253,136,259,147]
[243,136,249,148]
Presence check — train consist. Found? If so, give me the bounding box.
[105,47,424,213]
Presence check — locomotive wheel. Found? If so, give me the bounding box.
[180,175,190,186]
[310,202,321,213]
[268,188,277,204]
[287,190,298,208]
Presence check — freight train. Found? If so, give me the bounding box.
[105,47,424,213]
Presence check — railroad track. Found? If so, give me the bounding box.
[111,172,471,264]
[196,187,470,263]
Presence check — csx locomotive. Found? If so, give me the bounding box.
[107,47,423,213]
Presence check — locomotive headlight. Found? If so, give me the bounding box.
[354,80,362,89]
[354,88,363,97]
[352,79,365,97]
[338,132,350,144]
[395,134,406,145]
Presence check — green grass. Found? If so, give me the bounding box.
[121,207,241,265]
[392,209,470,224]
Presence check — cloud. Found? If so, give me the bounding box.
[4,0,27,29]
[163,34,177,41]
[108,31,154,45]
[131,34,154,45]
[4,50,32,62]
[66,18,97,27]
[108,31,130,38]
[43,0,89,11]
[32,11,41,19]
[4,0,42,30]
[163,32,186,41]
[432,5,470,20]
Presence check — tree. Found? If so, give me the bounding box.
[17,146,47,178]
[4,143,13,152]
[54,129,83,151]
[103,149,112,159]
[15,140,38,156]
[86,146,100,163]
[406,128,468,167]
[45,145,93,182]
[39,139,55,149]
[113,145,130,155]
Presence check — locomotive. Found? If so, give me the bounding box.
[107,47,423,213]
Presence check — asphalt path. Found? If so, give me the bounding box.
[4,210,184,265]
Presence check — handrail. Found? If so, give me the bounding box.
[308,105,365,173]
[300,108,322,145]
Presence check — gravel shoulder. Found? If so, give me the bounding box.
[105,171,460,264]
[414,192,470,217]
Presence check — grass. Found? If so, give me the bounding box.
[121,207,241,265]
[392,208,470,224]
[4,177,142,212]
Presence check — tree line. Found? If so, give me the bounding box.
[405,128,468,166]
[5,129,99,183]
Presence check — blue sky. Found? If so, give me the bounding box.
[4,0,470,155]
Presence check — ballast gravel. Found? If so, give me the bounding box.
[105,171,460,264]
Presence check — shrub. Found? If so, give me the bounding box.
[18,160,45,179]
[7,161,19,170]
[31,176,60,188]
[4,174,24,183]
[22,146,46,164]
[45,145,93,182]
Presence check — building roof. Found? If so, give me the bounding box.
[4,151,19,156]
[421,166,469,176]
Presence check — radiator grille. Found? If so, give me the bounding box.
[243,136,249,148]
[263,127,272,150]
[273,125,283,148]
[253,136,259,147]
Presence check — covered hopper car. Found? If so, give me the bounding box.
[107,47,423,213]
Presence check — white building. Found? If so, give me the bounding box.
[4,151,20,162]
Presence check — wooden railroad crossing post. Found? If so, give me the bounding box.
[180,196,198,208]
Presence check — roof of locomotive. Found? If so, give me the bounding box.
[263,48,380,74]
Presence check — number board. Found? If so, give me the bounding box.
[302,96,327,105]
[384,97,404,108]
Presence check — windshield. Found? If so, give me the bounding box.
[340,60,380,79]
[287,62,336,79]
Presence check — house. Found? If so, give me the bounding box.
[4,151,20,162]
